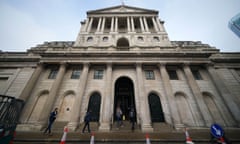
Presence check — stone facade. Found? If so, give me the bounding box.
[0,5,240,132]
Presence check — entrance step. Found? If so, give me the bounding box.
[111,121,141,132]
[152,123,174,132]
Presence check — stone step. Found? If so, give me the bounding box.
[14,128,240,144]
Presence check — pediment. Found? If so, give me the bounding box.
[87,5,158,14]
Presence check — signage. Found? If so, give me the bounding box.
[210,123,224,138]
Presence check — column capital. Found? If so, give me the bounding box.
[83,62,90,68]
[135,62,142,67]
[106,62,112,67]
[157,62,167,68]
[205,62,214,68]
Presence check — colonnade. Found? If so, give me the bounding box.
[19,62,239,131]
[83,16,164,33]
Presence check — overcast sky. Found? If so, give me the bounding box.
[0,0,239,52]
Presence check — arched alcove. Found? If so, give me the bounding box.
[175,92,195,126]
[58,91,75,121]
[117,37,129,49]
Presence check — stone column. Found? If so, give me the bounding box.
[115,17,118,32]
[110,17,114,32]
[99,63,112,131]
[158,63,182,128]
[139,17,145,32]
[38,62,67,126]
[156,17,163,32]
[19,63,43,123]
[96,17,102,32]
[68,62,90,130]
[206,64,240,126]
[182,63,206,126]
[127,17,131,32]
[84,18,90,32]
[87,17,93,32]
[152,17,159,32]
[131,17,135,32]
[143,17,149,32]
[136,62,153,132]
[101,17,106,32]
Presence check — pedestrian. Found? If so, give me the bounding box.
[116,106,123,128]
[129,107,135,131]
[82,110,91,133]
[43,107,58,135]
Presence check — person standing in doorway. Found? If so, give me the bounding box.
[43,108,58,135]
[116,106,123,128]
[82,110,91,133]
[129,107,135,131]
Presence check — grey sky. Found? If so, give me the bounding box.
[0,0,239,52]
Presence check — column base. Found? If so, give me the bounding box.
[67,122,79,131]
[99,122,111,132]
[16,123,43,131]
[141,123,154,132]
[174,123,185,130]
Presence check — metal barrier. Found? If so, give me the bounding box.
[0,95,24,143]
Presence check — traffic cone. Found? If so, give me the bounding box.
[145,133,151,144]
[90,132,95,144]
[219,137,226,144]
[185,128,194,144]
[60,126,68,144]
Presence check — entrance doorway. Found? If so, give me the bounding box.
[87,92,101,122]
[114,77,136,121]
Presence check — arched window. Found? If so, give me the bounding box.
[117,37,129,49]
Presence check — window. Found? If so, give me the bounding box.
[145,70,155,80]
[48,69,58,79]
[153,36,160,42]
[192,70,203,80]
[103,37,108,42]
[71,69,81,79]
[168,70,178,80]
[94,70,103,79]
[87,37,93,42]
[137,36,144,41]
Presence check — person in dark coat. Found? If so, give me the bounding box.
[82,111,91,133]
[129,107,135,131]
[43,108,58,135]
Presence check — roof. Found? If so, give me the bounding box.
[87,5,158,15]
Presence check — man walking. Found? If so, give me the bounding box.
[43,108,58,135]
[82,110,91,133]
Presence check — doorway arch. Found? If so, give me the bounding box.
[114,77,136,121]
[87,92,101,122]
[148,93,165,122]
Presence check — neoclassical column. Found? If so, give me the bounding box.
[158,63,182,128]
[152,17,159,32]
[83,18,90,32]
[182,63,206,126]
[156,17,163,32]
[143,17,149,32]
[136,62,153,132]
[96,17,102,32]
[127,17,131,32]
[131,17,135,32]
[206,64,240,126]
[101,17,106,32]
[115,17,118,32]
[110,17,114,32]
[99,63,112,131]
[68,62,90,130]
[38,62,67,125]
[19,63,44,123]
[87,17,93,32]
[139,17,145,32]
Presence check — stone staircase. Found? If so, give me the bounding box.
[13,122,240,144]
